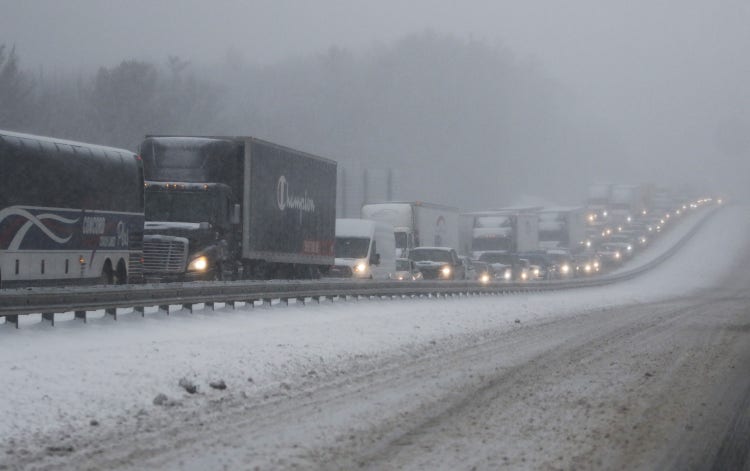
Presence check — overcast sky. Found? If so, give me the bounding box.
[2,0,749,196]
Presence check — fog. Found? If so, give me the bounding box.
[1,0,749,207]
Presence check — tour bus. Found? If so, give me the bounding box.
[0,129,145,288]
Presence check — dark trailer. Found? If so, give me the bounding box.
[140,135,337,280]
[0,129,144,288]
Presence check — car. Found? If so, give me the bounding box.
[477,251,530,282]
[546,250,575,278]
[389,258,423,281]
[471,260,495,284]
[604,239,635,259]
[518,251,557,280]
[573,252,600,276]
[408,247,466,280]
[597,243,625,267]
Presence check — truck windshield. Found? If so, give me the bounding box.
[472,237,511,252]
[394,231,408,249]
[145,191,216,223]
[335,237,370,259]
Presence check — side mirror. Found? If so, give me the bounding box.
[231,204,241,225]
[371,253,381,266]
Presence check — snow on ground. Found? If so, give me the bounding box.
[0,204,744,445]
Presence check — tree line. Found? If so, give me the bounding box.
[0,33,612,207]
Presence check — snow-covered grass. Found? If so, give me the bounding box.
[0,204,744,444]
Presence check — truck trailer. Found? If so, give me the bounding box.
[463,208,540,258]
[360,202,460,257]
[609,184,647,224]
[140,136,337,280]
[537,207,587,251]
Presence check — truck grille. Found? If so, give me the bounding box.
[143,236,188,273]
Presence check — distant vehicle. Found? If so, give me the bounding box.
[471,260,494,284]
[573,252,601,276]
[609,233,640,251]
[408,247,466,280]
[460,256,477,280]
[361,202,460,258]
[597,243,624,266]
[604,241,635,260]
[330,218,396,279]
[609,184,647,224]
[140,135,336,281]
[463,209,539,259]
[537,207,587,252]
[389,258,423,281]
[546,250,575,278]
[477,251,524,282]
[586,182,614,221]
[517,251,557,280]
[0,129,145,288]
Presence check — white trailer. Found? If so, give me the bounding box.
[463,208,539,258]
[538,207,587,251]
[361,202,460,257]
[610,184,646,223]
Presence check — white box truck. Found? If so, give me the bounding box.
[361,202,460,258]
[463,208,539,258]
[538,207,587,251]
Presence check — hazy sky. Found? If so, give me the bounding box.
[2,0,749,195]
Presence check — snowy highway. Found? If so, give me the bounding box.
[2,204,749,470]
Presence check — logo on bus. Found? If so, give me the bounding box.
[277,176,315,213]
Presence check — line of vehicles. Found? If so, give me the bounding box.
[0,129,722,289]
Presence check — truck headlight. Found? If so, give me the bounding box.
[504,269,512,280]
[188,256,208,271]
[441,266,451,277]
[355,263,367,273]
[561,264,570,275]
[614,252,621,259]
[479,274,490,284]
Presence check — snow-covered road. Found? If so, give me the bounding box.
[1,204,749,470]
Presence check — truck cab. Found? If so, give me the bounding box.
[143,182,240,281]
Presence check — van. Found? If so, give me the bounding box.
[331,219,396,279]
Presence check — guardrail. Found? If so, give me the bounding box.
[0,207,720,328]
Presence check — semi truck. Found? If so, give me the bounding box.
[586,182,613,222]
[537,207,587,251]
[462,208,539,258]
[360,202,460,257]
[609,184,647,224]
[140,136,337,281]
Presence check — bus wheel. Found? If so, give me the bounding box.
[101,261,114,285]
[114,260,127,285]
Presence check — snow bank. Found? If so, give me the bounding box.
[0,204,745,444]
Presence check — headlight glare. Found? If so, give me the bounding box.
[188,256,208,272]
